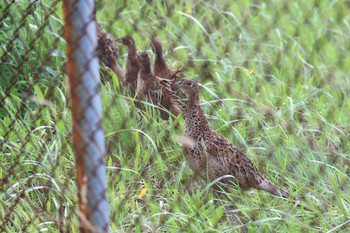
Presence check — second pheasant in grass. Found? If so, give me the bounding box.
[174,78,290,198]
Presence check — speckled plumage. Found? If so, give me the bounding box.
[150,38,182,81]
[175,78,290,198]
[150,38,186,109]
[136,52,183,119]
[96,23,125,84]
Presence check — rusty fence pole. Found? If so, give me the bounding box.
[63,0,109,232]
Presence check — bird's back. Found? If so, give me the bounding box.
[184,121,289,197]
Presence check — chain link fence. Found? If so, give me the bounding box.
[1,0,350,232]
[1,0,76,232]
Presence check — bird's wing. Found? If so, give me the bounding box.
[199,130,289,197]
[160,77,184,113]
[157,76,172,89]
[202,130,261,186]
[202,131,240,160]
[171,66,185,79]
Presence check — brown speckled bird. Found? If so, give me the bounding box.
[150,38,183,82]
[136,52,183,119]
[116,35,139,94]
[174,78,290,198]
[96,23,125,84]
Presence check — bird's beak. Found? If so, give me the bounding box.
[173,80,183,89]
[115,38,122,43]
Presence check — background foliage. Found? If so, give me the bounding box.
[1,0,349,232]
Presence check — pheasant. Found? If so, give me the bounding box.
[96,23,125,84]
[136,52,183,119]
[174,78,290,198]
[150,37,184,82]
[150,38,186,110]
[116,35,140,94]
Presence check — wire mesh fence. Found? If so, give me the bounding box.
[1,0,350,232]
[1,0,75,232]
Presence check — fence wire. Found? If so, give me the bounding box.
[1,0,350,232]
[1,0,75,232]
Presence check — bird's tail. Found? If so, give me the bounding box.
[257,179,290,198]
[150,38,163,60]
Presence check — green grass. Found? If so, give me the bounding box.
[1,0,350,232]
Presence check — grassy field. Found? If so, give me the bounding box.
[1,0,350,232]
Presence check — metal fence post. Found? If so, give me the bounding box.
[63,0,109,232]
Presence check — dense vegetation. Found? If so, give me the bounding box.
[1,0,349,232]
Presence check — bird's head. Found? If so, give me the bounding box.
[116,35,135,47]
[174,78,200,96]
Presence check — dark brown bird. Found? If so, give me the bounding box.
[150,38,184,82]
[136,52,183,119]
[96,23,125,84]
[116,35,140,94]
[150,38,186,110]
[174,78,290,198]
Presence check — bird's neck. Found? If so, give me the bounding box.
[187,93,200,108]
[127,45,137,58]
[140,64,152,78]
[184,94,210,137]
